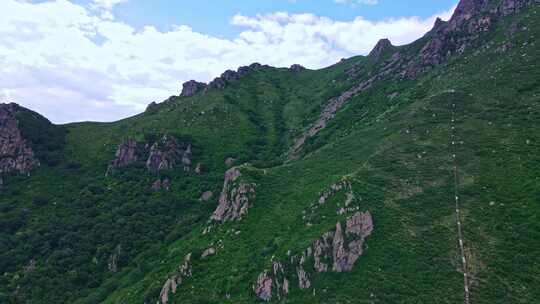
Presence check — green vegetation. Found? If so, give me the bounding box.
[1,4,539,304]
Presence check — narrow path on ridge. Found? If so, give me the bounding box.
[450,100,471,304]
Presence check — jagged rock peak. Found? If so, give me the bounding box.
[369,38,395,59]
[181,80,207,97]
[208,63,264,90]
[106,139,139,175]
[210,167,256,222]
[290,64,306,72]
[0,103,40,179]
[107,135,193,176]
[159,253,192,304]
[146,135,192,173]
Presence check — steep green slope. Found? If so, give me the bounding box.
[1,1,539,303]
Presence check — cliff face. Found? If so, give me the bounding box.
[0,103,40,184]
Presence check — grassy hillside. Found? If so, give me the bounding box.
[1,2,539,304]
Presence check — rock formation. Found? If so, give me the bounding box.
[200,191,213,202]
[201,247,216,258]
[180,80,207,97]
[207,63,264,90]
[252,211,373,300]
[107,245,122,273]
[368,38,395,60]
[147,136,188,173]
[106,139,139,175]
[0,103,40,184]
[290,64,306,72]
[312,212,373,273]
[159,253,192,304]
[253,261,289,301]
[151,178,171,192]
[288,0,536,159]
[108,136,193,175]
[211,167,256,222]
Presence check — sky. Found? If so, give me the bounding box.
[0,0,458,123]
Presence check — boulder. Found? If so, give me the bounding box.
[200,191,213,202]
[201,247,216,258]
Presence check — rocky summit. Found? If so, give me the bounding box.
[1,0,539,303]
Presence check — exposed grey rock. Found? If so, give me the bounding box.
[288,0,535,159]
[0,103,40,179]
[201,247,216,258]
[312,212,373,273]
[107,244,121,273]
[313,231,333,272]
[224,157,236,167]
[151,179,171,192]
[369,38,395,60]
[211,167,256,222]
[253,271,273,302]
[290,64,306,72]
[106,139,139,175]
[194,163,204,174]
[253,261,289,301]
[200,191,213,202]
[180,80,207,97]
[146,135,191,173]
[159,253,192,304]
[297,266,311,289]
[23,259,37,273]
[207,63,263,90]
[146,101,158,112]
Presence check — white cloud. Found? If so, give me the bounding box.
[91,0,128,10]
[0,0,455,123]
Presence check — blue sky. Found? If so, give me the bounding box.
[80,0,458,37]
[1,0,458,123]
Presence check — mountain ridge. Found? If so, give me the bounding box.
[1,0,539,303]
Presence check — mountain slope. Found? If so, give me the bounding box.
[1,0,539,303]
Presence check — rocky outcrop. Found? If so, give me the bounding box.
[201,247,216,258]
[0,103,40,184]
[252,212,372,300]
[106,139,139,175]
[312,212,373,273]
[107,244,122,273]
[309,211,373,273]
[253,261,289,301]
[200,191,213,202]
[207,63,264,90]
[159,253,192,304]
[288,77,375,160]
[290,64,306,72]
[210,167,256,222]
[147,136,192,173]
[194,163,204,174]
[181,80,207,97]
[369,38,395,60]
[224,157,236,167]
[288,0,536,159]
[297,266,311,289]
[401,0,536,78]
[151,178,171,192]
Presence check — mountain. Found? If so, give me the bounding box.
[1,0,539,303]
